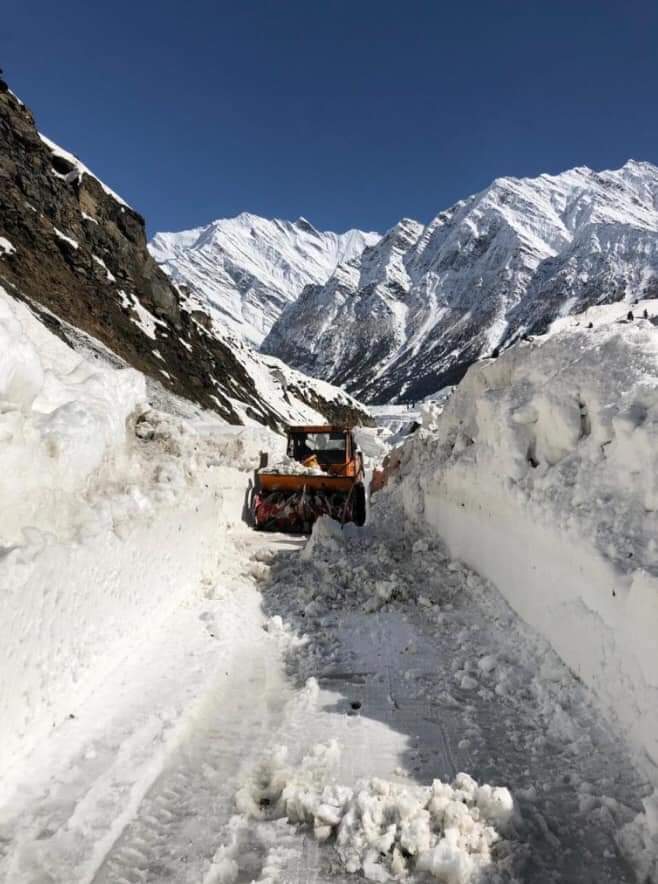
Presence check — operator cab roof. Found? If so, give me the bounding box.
[286,425,354,433]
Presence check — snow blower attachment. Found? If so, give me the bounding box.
[251,425,366,533]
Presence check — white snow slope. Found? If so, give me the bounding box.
[149,213,379,346]
[0,285,285,778]
[385,305,658,877]
[179,285,372,428]
[263,161,658,403]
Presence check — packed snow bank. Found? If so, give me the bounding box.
[365,392,451,459]
[384,314,658,876]
[0,288,283,778]
[0,290,145,543]
[215,740,512,883]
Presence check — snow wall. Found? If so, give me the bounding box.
[393,318,658,776]
[3,485,229,778]
[0,289,282,779]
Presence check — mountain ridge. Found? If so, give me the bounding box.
[149,213,379,346]
[262,159,658,402]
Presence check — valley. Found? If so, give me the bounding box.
[1,66,657,884]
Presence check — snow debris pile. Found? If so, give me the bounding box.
[259,454,328,476]
[259,502,649,882]
[378,309,658,878]
[226,741,513,883]
[619,791,658,884]
[0,287,283,779]
[293,515,455,614]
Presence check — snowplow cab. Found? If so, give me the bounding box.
[287,425,362,477]
[251,425,366,532]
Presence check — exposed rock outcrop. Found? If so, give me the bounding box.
[0,80,369,429]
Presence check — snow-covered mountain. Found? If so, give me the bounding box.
[0,79,370,430]
[149,214,379,346]
[263,162,658,402]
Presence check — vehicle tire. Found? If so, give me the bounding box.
[353,483,367,526]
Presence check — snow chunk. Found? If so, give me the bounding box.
[231,741,513,882]
[92,253,116,282]
[0,236,16,256]
[53,227,79,250]
[118,289,166,340]
[618,791,658,884]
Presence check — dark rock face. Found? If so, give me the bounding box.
[0,80,368,429]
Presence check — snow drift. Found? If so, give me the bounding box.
[383,306,658,875]
[0,287,284,778]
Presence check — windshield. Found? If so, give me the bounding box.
[288,431,348,464]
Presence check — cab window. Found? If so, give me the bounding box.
[288,431,348,464]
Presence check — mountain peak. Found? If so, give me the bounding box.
[149,214,380,346]
[621,158,658,175]
[293,216,319,234]
[234,210,263,224]
[263,158,658,404]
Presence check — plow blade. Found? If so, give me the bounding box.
[252,486,365,533]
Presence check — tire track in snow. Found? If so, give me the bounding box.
[0,533,301,884]
[90,635,292,883]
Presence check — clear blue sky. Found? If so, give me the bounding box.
[3,1,657,236]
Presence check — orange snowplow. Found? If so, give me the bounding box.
[251,425,366,532]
